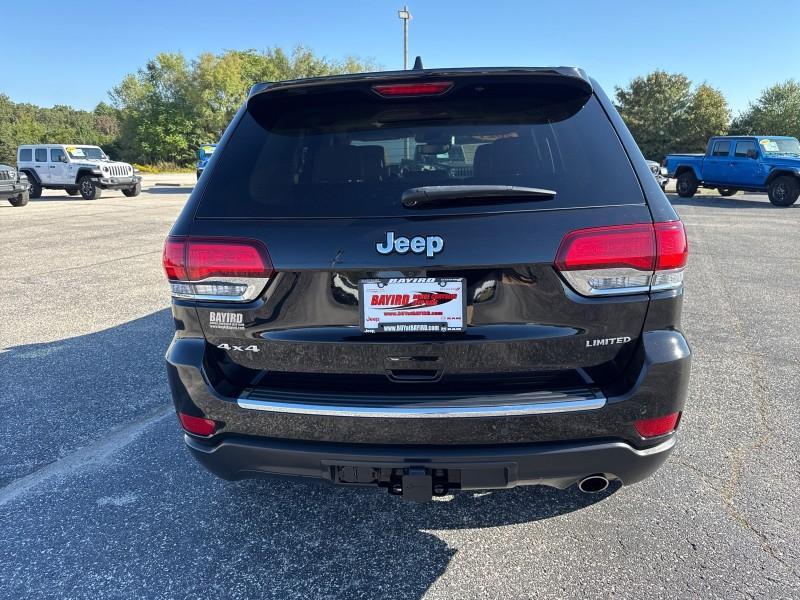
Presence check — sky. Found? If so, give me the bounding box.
[3,0,798,116]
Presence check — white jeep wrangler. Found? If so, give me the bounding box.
[17,145,141,200]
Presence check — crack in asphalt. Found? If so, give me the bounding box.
[0,405,172,508]
[697,235,798,580]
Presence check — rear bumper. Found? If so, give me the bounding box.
[186,433,676,490]
[167,329,690,487]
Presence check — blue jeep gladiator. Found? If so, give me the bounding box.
[665,136,800,206]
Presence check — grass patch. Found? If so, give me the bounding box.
[133,162,195,174]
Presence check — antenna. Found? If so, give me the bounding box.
[413,56,424,70]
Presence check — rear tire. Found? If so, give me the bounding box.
[676,171,699,198]
[718,188,737,197]
[65,188,79,196]
[78,176,102,200]
[122,182,141,197]
[8,191,29,206]
[767,176,799,207]
[28,179,42,199]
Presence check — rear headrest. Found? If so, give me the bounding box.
[312,146,364,183]
[312,145,385,183]
[472,137,534,179]
[357,145,385,181]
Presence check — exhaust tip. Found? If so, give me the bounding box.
[578,474,609,494]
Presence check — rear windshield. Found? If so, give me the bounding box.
[197,78,643,219]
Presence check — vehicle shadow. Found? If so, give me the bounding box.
[0,309,619,599]
[17,193,137,203]
[0,309,175,487]
[186,469,620,598]
[667,193,799,209]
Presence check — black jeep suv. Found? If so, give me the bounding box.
[164,67,690,501]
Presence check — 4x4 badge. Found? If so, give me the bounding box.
[376,231,444,258]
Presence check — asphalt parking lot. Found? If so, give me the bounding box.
[1,182,798,599]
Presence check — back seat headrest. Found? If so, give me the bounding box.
[473,137,534,179]
[312,145,385,183]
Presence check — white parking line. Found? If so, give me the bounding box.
[0,406,172,507]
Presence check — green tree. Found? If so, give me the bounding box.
[110,46,376,165]
[0,94,118,164]
[615,71,729,161]
[731,80,800,139]
[684,84,730,152]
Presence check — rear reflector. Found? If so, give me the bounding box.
[555,221,687,296]
[635,412,681,438]
[163,237,273,302]
[178,413,217,436]
[372,81,453,97]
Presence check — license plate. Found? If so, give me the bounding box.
[360,278,466,333]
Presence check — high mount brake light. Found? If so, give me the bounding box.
[372,81,453,97]
[162,237,273,302]
[555,221,687,296]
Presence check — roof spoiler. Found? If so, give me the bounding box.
[247,66,593,100]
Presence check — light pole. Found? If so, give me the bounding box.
[398,5,412,70]
[398,5,413,160]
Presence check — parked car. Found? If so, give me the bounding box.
[163,65,690,502]
[646,159,668,190]
[0,164,30,206]
[17,145,141,200]
[665,136,800,206]
[196,144,217,179]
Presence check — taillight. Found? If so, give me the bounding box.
[635,412,681,438]
[162,239,187,281]
[162,237,273,302]
[652,221,688,291]
[372,81,453,97]
[555,221,687,296]
[178,412,218,436]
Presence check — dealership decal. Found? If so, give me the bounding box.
[208,311,244,330]
[361,278,465,333]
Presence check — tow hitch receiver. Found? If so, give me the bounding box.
[332,464,452,501]
[399,467,433,502]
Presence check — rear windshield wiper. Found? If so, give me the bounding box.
[401,185,556,208]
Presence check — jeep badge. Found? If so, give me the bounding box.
[376,231,444,258]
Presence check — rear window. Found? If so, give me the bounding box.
[734,140,756,157]
[197,78,644,219]
[19,149,32,162]
[712,141,731,157]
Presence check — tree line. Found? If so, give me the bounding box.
[614,71,800,161]
[0,47,374,167]
[0,48,798,166]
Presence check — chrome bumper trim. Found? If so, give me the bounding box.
[236,395,607,418]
